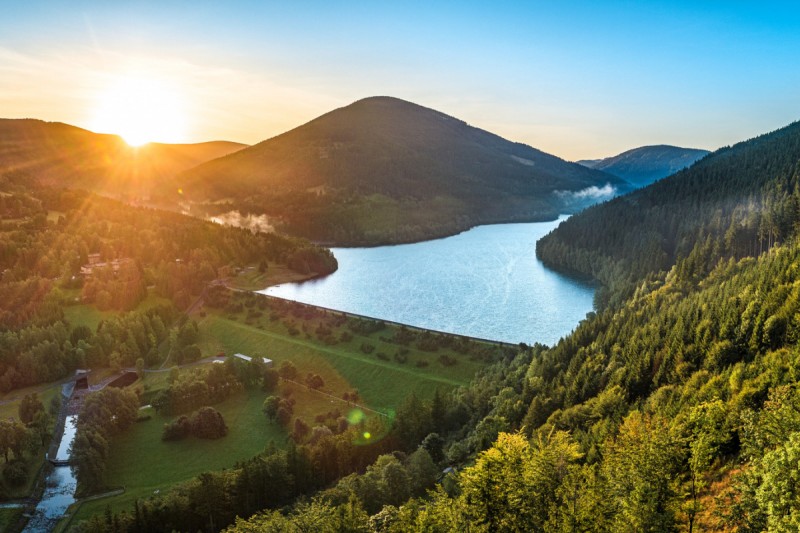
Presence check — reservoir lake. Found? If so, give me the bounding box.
[263,217,594,345]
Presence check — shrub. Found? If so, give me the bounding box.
[162,415,192,441]
[191,407,228,439]
[306,373,325,390]
[360,343,375,354]
[438,355,458,367]
[3,461,27,486]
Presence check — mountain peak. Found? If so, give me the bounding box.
[176,97,624,245]
[578,144,710,187]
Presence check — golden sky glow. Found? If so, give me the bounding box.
[2,0,799,160]
[89,72,187,146]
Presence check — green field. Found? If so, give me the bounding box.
[68,294,503,523]
[73,387,285,521]
[63,291,172,331]
[199,314,481,411]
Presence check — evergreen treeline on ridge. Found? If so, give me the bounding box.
[79,119,800,531]
[537,119,800,307]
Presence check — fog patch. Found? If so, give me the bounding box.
[209,211,275,233]
[555,183,617,203]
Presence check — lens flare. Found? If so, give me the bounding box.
[90,72,188,146]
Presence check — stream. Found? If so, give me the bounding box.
[22,414,78,532]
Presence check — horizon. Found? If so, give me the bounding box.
[2,1,799,159]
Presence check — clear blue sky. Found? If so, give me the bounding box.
[1,0,799,158]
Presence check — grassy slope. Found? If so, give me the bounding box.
[62,292,172,331]
[73,303,492,519]
[75,388,284,520]
[199,313,481,409]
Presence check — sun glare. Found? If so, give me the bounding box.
[90,74,188,146]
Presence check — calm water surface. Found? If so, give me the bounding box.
[24,414,77,532]
[263,217,594,345]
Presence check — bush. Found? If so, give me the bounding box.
[3,461,27,486]
[262,368,280,392]
[438,355,458,367]
[417,337,441,352]
[162,415,192,441]
[163,408,228,440]
[360,343,375,354]
[306,373,325,390]
[191,407,228,439]
[180,344,201,363]
[279,361,298,380]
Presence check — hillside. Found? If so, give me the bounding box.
[96,116,800,532]
[539,120,800,306]
[219,123,800,532]
[175,96,626,245]
[0,119,245,197]
[578,144,710,187]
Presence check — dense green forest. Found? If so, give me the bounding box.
[0,184,336,392]
[71,119,800,531]
[537,120,800,307]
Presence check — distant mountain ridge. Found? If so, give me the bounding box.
[0,118,245,197]
[539,120,800,306]
[578,144,710,187]
[175,96,626,245]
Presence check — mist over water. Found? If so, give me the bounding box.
[263,217,594,345]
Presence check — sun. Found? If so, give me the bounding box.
[90,74,188,146]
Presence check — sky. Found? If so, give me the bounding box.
[1,1,799,159]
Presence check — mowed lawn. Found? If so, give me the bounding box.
[74,387,286,521]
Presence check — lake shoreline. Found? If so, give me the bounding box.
[263,217,596,346]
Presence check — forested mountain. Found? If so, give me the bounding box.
[578,145,710,187]
[96,226,800,531]
[0,119,245,197]
[139,119,800,531]
[173,96,626,245]
[539,121,800,306]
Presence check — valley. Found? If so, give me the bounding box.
[2,3,799,529]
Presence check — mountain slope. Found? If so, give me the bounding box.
[578,144,710,187]
[176,96,626,245]
[538,119,800,306]
[0,119,245,197]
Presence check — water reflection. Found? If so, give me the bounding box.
[24,415,78,532]
[263,217,594,345]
